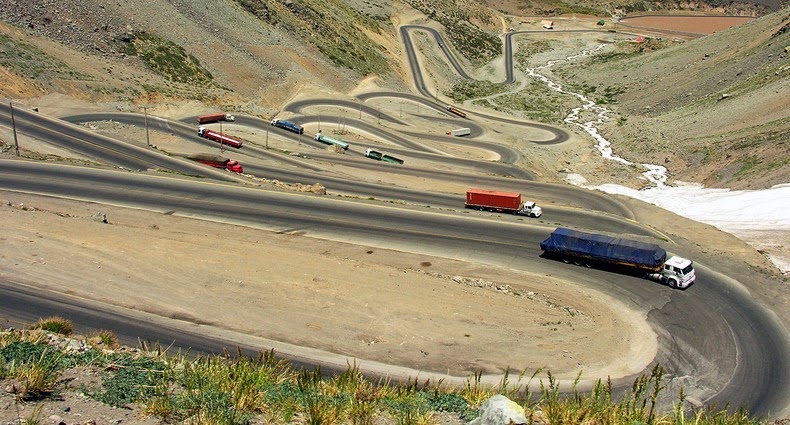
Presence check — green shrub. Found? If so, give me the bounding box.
[122,32,213,84]
[85,352,166,407]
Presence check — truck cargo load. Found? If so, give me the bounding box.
[381,154,404,164]
[314,132,349,150]
[465,189,542,217]
[447,127,471,137]
[197,126,243,148]
[446,105,467,118]
[197,113,235,124]
[539,227,696,289]
[540,228,666,271]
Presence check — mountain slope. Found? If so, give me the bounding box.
[556,9,789,189]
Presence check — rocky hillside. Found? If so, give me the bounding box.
[0,0,787,189]
[555,9,789,189]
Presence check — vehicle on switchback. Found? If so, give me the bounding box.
[270,118,304,135]
[539,228,696,289]
[464,189,542,218]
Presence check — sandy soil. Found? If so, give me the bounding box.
[0,188,655,383]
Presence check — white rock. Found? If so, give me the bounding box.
[468,394,527,425]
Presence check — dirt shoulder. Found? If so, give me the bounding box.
[0,189,656,384]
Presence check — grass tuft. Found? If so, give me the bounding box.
[30,316,73,335]
[0,324,774,424]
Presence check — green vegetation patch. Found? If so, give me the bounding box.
[0,327,773,424]
[84,351,167,407]
[236,0,389,76]
[448,80,507,102]
[122,32,213,84]
[0,34,91,81]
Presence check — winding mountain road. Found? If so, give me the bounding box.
[0,19,787,418]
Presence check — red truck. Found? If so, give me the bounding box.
[197,126,243,148]
[464,189,543,218]
[197,113,235,124]
[186,153,243,173]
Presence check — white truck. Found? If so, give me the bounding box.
[448,127,471,137]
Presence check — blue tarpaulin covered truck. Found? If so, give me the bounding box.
[270,118,304,134]
[540,228,696,289]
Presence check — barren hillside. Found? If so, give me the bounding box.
[555,9,789,189]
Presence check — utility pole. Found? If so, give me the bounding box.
[265,124,269,150]
[219,121,224,153]
[143,106,151,148]
[9,103,19,156]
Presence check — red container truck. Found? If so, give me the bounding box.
[464,189,543,218]
[197,126,243,148]
[197,113,235,124]
[186,153,243,173]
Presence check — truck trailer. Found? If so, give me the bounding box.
[446,105,467,118]
[314,132,349,150]
[464,189,542,218]
[197,113,235,124]
[539,227,696,289]
[270,118,304,134]
[197,126,243,148]
[186,153,243,173]
[381,154,404,164]
[447,127,471,137]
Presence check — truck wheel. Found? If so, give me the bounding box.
[573,259,583,266]
[668,279,678,289]
[562,257,571,264]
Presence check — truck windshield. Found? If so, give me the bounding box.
[681,264,694,274]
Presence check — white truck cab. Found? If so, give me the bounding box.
[648,256,696,289]
[518,201,542,218]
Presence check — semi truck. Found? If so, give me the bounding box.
[464,189,542,218]
[446,105,467,118]
[364,148,383,160]
[365,148,404,164]
[314,132,349,150]
[447,127,471,137]
[197,126,243,148]
[197,113,235,124]
[539,227,696,289]
[186,153,243,173]
[270,118,304,134]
